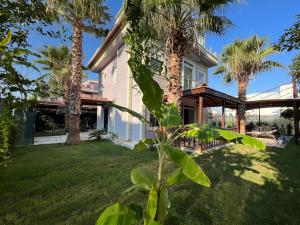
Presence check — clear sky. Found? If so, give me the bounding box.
[27,0,299,97]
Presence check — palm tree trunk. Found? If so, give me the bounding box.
[292,75,298,98]
[238,79,248,134]
[66,21,83,145]
[63,78,70,132]
[166,31,185,114]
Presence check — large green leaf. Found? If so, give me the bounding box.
[0,31,12,47]
[164,144,211,187]
[145,184,159,224]
[96,203,137,225]
[161,103,181,128]
[217,129,266,150]
[183,124,219,142]
[146,219,162,225]
[131,167,154,191]
[183,124,266,150]
[236,133,266,150]
[157,186,170,224]
[108,103,149,124]
[166,168,188,186]
[134,138,156,152]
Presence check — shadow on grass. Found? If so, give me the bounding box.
[166,141,300,225]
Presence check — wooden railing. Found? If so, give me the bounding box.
[174,127,238,152]
[175,137,228,152]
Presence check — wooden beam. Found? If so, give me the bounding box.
[198,96,204,124]
[221,102,225,129]
[294,102,299,144]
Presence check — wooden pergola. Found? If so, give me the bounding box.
[246,98,300,144]
[183,85,243,131]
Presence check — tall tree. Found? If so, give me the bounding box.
[47,0,110,144]
[277,14,300,52]
[214,36,282,134]
[132,0,235,112]
[36,45,71,129]
[290,54,300,86]
[0,0,63,110]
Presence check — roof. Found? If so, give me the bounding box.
[88,12,218,72]
[183,84,243,109]
[37,97,111,109]
[246,98,300,110]
[88,20,124,71]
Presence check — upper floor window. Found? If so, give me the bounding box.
[196,70,205,86]
[183,61,193,90]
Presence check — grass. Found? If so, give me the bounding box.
[0,140,300,225]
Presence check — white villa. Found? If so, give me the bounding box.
[88,9,242,146]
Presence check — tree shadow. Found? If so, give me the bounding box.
[165,142,300,225]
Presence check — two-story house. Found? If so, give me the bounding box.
[88,9,242,147]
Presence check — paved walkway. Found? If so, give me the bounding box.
[34,132,90,145]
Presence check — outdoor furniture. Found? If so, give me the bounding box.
[247,129,279,140]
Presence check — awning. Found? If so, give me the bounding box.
[183,84,243,109]
[246,98,300,110]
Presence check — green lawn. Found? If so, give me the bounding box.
[0,140,300,225]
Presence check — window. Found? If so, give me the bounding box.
[196,70,205,85]
[149,114,159,127]
[183,62,193,90]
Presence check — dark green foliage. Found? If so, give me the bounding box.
[0,1,66,110]
[246,121,254,131]
[0,107,19,165]
[290,54,300,83]
[88,129,107,141]
[280,108,295,120]
[277,14,300,51]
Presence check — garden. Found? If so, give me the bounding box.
[1,1,300,225]
[0,140,299,225]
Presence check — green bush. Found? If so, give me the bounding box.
[0,108,19,164]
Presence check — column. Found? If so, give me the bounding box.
[221,102,225,129]
[198,96,204,124]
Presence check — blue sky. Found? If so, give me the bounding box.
[28,0,299,97]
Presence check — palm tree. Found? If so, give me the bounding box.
[47,0,110,144]
[135,0,235,111]
[214,35,283,134]
[36,45,71,130]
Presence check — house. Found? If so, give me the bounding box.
[88,9,242,147]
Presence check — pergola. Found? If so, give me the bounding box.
[246,98,300,144]
[183,85,243,131]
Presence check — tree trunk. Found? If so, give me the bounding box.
[65,21,83,145]
[63,77,70,132]
[166,31,185,114]
[292,75,298,98]
[238,79,248,134]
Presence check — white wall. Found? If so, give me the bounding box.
[97,44,143,143]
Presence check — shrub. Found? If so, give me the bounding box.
[88,129,106,141]
[0,108,19,165]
